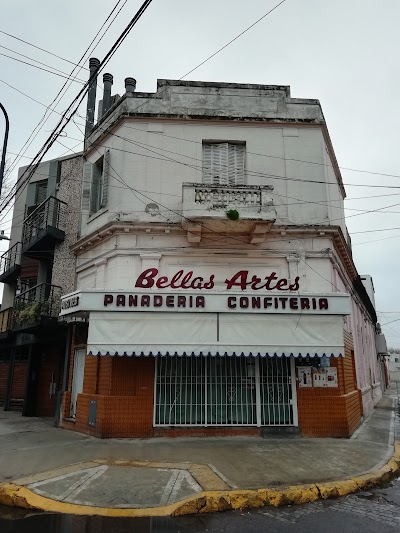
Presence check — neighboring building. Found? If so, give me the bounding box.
[57,69,387,438]
[387,350,400,381]
[0,152,82,416]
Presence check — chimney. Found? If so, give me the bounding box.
[102,73,113,116]
[84,57,101,143]
[125,77,137,95]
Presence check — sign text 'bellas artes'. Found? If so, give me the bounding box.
[134,268,300,292]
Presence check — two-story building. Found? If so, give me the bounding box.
[58,71,386,438]
[0,152,82,417]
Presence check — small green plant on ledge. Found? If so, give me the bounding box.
[226,209,239,221]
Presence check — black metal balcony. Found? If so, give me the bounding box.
[13,283,62,332]
[0,242,21,283]
[21,196,67,258]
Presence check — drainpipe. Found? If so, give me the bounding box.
[84,58,100,147]
[102,73,113,117]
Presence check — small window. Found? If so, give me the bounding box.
[202,142,245,186]
[35,180,47,205]
[90,156,104,214]
[395,358,399,363]
[88,151,110,215]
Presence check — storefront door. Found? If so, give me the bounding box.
[70,349,85,418]
[154,356,297,427]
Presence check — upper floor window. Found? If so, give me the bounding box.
[81,150,110,215]
[34,180,47,205]
[202,142,245,186]
[395,358,399,363]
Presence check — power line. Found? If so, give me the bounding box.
[4,0,127,180]
[0,0,134,214]
[0,29,90,69]
[0,44,88,81]
[0,52,86,82]
[182,0,288,79]
[119,123,400,180]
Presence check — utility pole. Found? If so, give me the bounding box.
[0,102,10,197]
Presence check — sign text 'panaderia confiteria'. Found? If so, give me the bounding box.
[60,268,351,316]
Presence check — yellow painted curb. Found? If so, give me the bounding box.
[0,442,399,517]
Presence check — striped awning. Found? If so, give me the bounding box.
[87,312,345,358]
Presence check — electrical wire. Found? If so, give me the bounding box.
[0,52,86,82]
[0,29,90,69]
[0,0,154,218]
[4,0,128,180]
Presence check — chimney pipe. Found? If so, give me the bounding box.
[102,73,113,117]
[125,77,137,94]
[84,57,100,143]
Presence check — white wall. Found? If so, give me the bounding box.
[81,120,345,238]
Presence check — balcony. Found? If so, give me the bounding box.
[0,242,21,283]
[182,183,276,243]
[0,308,13,339]
[13,283,62,332]
[21,196,67,258]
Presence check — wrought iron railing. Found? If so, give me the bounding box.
[0,242,21,277]
[0,307,13,333]
[21,196,67,248]
[13,283,62,327]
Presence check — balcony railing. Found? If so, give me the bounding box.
[182,183,275,219]
[21,196,67,256]
[0,307,13,336]
[13,283,62,330]
[0,242,21,283]
[182,183,276,243]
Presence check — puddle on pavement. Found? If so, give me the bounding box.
[0,505,183,532]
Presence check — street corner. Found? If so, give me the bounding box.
[0,459,231,516]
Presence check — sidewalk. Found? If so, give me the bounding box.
[0,390,398,516]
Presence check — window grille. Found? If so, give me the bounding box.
[154,356,294,427]
[203,143,245,186]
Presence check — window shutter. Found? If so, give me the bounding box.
[203,143,245,186]
[217,143,229,185]
[228,144,245,185]
[81,162,93,213]
[100,150,110,208]
[202,144,213,184]
[90,172,100,214]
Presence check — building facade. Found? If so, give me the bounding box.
[57,75,386,438]
[0,153,82,417]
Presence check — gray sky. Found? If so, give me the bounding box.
[1,0,400,346]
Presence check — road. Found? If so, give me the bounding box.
[1,477,400,532]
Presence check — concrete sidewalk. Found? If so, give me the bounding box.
[0,390,397,515]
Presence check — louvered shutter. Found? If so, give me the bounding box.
[228,144,245,185]
[203,143,245,185]
[217,143,229,185]
[90,170,100,214]
[81,162,93,213]
[202,144,213,184]
[100,150,110,208]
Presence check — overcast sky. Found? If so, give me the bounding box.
[1,0,399,346]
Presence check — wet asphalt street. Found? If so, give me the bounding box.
[1,477,400,532]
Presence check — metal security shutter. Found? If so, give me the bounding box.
[203,143,245,185]
[100,150,110,208]
[81,162,93,213]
